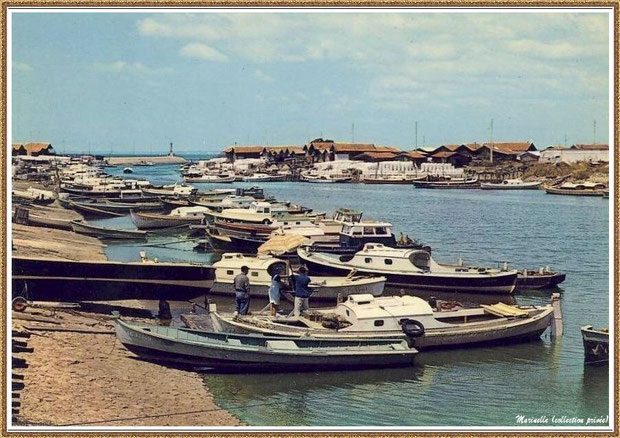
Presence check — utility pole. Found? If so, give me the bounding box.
[415,121,418,149]
[564,133,568,147]
[422,135,425,148]
[593,119,597,144]
[489,118,494,164]
[351,123,355,143]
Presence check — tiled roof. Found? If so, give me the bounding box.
[571,143,609,150]
[482,142,535,152]
[24,142,53,153]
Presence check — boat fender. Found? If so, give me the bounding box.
[400,319,425,338]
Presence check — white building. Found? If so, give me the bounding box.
[539,145,609,164]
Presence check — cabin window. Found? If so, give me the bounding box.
[226,270,234,275]
[296,222,300,225]
[384,259,393,265]
[409,252,431,270]
[365,257,372,263]
[251,272,258,277]
[375,227,387,235]
[352,228,363,236]
[346,310,350,317]
[363,227,375,235]
[374,320,384,327]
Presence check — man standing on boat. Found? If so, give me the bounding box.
[292,266,312,317]
[234,266,251,316]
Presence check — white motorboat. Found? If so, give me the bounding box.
[130,206,210,229]
[210,253,386,300]
[193,293,556,350]
[481,179,542,190]
[298,243,518,294]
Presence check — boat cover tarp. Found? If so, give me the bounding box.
[258,235,311,256]
[480,303,528,318]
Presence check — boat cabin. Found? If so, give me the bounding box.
[213,253,291,286]
[169,206,211,218]
[339,221,397,248]
[323,294,434,332]
[333,208,363,223]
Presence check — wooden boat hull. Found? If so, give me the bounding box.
[480,182,542,190]
[12,256,215,301]
[114,318,416,371]
[70,220,147,240]
[130,210,204,230]
[545,187,606,196]
[184,177,235,183]
[299,250,517,294]
[210,275,386,301]
[68,201,125,218]
[413,180,481,189]
[362,178,414,185]
[581,326,609,363]
[516,271,566,289]
[199,306,554,350]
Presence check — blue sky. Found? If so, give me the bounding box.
[11,10,611,154]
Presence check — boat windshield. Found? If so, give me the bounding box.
[267,261,288,277]
[408,251,430,270]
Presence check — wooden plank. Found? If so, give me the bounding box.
[12,346,34,354]
[24,325,114,335]
[12,330,31,339]
[12,313,61,324]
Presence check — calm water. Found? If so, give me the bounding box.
[103,163,611,428]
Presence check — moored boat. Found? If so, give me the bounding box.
[516,267,566,289]
[195,293,555,350]
[413,177,480,189]
[210,252,386,300]
[113,315,417,371]
[545,182,607,196]
[70,220,147,240]
[67,200,125,218]
[480,179,542,190]
[581,325,609,363]
[298,243,518,294]
[130,206,210,230]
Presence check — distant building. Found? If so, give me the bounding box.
[223,145,266,161]
[394,150,428,166]
[12,142,55,156]
[261,146,306,163]
[427,143,483,167]
[477,142,537,163]
[304,138,335,162]
[539,144,609,164]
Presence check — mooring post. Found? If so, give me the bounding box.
[550,292,563,337]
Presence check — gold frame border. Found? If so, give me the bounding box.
[0,2,618,437]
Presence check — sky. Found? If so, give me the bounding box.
[10,9,612,154]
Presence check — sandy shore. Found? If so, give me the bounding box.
[106,156,187,166]
[12,223,107,261]
[12,307,241,427]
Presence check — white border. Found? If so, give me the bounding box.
[6,6,616,433]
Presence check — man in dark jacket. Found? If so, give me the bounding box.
[292,266,312,317]
[233,265,250,316]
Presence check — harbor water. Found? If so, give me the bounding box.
[103,163,610,427]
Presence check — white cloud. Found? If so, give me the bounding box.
[179,43,228,62]
[254,70,274,83]
[136,12,610,112]
[13,61,33,72]
[93,61,172,74]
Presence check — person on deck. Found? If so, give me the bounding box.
[292,266,312,317]
[233,265,250,316]
[268,274,283,317]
